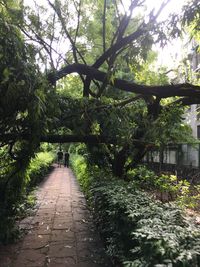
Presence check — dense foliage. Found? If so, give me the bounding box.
[72,153,200,266]
[0,1,57,241]
[127,165,200,208]
[0,0,200,249]
[0,151,54,243]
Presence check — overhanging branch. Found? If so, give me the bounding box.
[40,134,114,144]
[0,133,155,147]
[171,97,200,106]
[48,63,200,98]
[0,133,115,144]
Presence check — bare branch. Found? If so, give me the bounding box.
[87,95,144,112]
[153,0,171,21]
[103,0,107,53]
[47,0,86,64]
[73,0,82,45]
[20,25,69,65]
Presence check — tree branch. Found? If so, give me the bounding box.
[170,97,200,106]
[47,0,86,65]
[93,0,170,70]
[0,133,156,147]
[82,0,170,97]
[103,0,107,53]
[48,63,200,98]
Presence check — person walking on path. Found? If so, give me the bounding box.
[64,152,70,167]
[57,150,63,167]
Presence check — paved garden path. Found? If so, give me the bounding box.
[0,167,110,267]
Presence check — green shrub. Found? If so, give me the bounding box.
[128,165,200,208]
[93,181,200,266]
[0,151,54,243]
[70,154,91,194]
[71,154,200,267]
[26,151,55,187]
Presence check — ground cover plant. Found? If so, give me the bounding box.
[127,165,200,208]
[71,153,200,267]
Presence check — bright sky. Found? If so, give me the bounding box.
[145,0,187,69]
[119,0,186,21]
[145,0,185,20]
[24,0,186,21]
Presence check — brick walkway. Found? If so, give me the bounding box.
[0,167,110,267]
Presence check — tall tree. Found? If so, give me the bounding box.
[0,0,200,178]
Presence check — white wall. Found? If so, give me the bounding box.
[184,105,200,138]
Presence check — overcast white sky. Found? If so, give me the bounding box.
[24,0,186,18]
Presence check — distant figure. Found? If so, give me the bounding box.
[57,150,63,167]
[64,152,70,167]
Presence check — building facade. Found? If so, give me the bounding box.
[145,41,200,169]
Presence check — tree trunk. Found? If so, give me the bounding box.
[125,144,148,171]
[112,145,129,178]
[159,146,164,172]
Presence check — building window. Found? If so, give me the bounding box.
[197,125,200,139]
